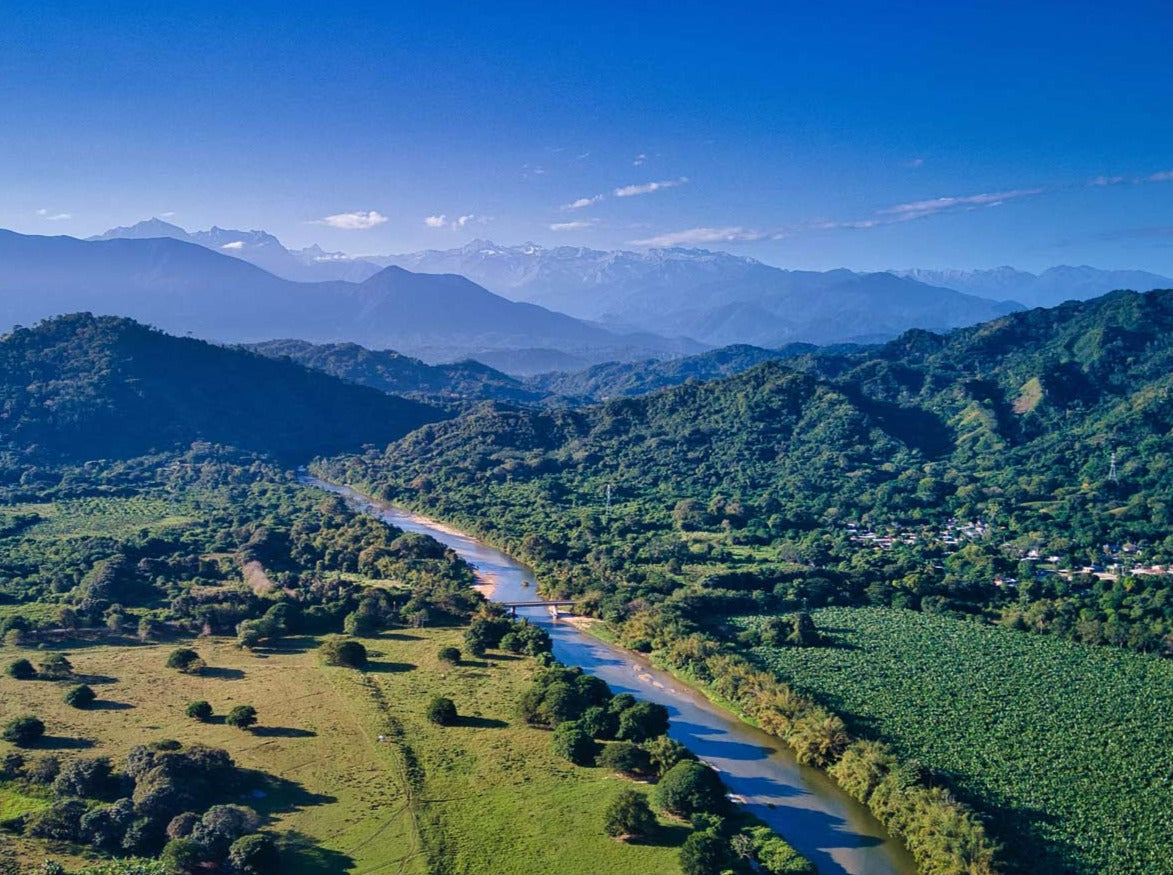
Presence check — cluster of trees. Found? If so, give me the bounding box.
[0,740,278,872]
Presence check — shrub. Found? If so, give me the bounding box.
[226,705,257,730]
[38,654,72,679]
[3,714,45,747]
[52,756,113,798]
[185,701,214,722]
[80,797,135,852]
[227,832,280,874]
[166,649,204,674]
[652,761,727,817]
[318,637,368,668]
[64,683,97,709]
[7,658,35,679]
[551,721,596,766]
[597,740,651,776]
[745,825,816,875]
[603,788,657,839]
[25,755,60,784]
[160,837,203,873]
[679,830,730,875]
[25,798,87,841]
[437,645,461,665]
[426,696,457,726]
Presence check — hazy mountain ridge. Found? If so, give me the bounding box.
[896,265,1173,308]
[0,230,700,366]
[379,239,1023,346]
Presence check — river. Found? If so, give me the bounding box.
[307,478,919,875]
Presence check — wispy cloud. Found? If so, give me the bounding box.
[1149,170,1173,182]
[614,176,689,198]
[550,220,598,232]
[904,157,925,169]
[220,241,245,250]
[159,211,176,218]
[633,153,647,166]
[562,194,603,211]
[876,188,1045,221]
[631,227,772,247]
[1090,175,1128,187]
[317,210,388,230]
[36,208,72,221]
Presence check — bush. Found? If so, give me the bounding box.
[437,646,461,665]
[38,654,73,680]
[652,761,727,817]
[160,837,203,873]
[679,830,730,875]
[227,832,280,874]
[25,755,60,784]
[226,705,257,730]
[185,701,214,722]
[318,637,368,669]
[745,825,816,875]
[603,788,657,839]
[25,798,87,841]
[551,721,595,766]
[166,649,204,674]
[64,683,97,709]
[426,696,457,726]
[7,658,35,679]
[52,756,113,798]
[3,714,45,747]
[597,741,650,776]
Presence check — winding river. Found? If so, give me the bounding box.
[308,478,918,875]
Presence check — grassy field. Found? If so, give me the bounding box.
[733,606,1173,875]
[0,631,688,874]
[6,495,198,539]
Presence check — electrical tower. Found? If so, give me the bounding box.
[1109,450,1119,484]
[605,483,612,518]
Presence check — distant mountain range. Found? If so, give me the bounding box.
[895,265,1173,309]
[0,230,699,368]
[378,240,1023,346]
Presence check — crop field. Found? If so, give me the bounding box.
[0,631,686,874]
[733,606,1173,875]
[7,496,198,539]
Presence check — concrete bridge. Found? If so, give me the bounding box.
[500,600,575,616]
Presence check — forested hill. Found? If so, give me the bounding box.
[245,339,549,406]
[325,287,1173,573]
[0,314,446,463]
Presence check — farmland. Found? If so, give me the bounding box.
[734,607,1173,875]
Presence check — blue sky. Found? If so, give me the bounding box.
[2,0,1171,272]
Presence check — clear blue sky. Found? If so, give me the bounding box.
[2,0,1171,272]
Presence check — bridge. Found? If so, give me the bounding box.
[499,600,576,616]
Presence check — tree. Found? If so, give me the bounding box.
[227,833,280,874]
[437,645,461,665]
[551,721,595,766]
[3,714,45,747]
[190,804,260,858]
[226,705,258,730]
[679,830,730,875]
[426,696,457,726]
[597,741,650,775]
[160,837,203,874]
[318,637,367,668]
[52,755,112,798]
[615,701,670,743]
[652,761,727,817]
[185,701,214,722]
[64,683,97,708]
[644,735,695,777]
[7,658,35,679]
[166,648,205,674]
[603,788,657,839]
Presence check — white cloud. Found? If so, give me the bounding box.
[36,209,72,221]
[562,194,603,211]
[904,157,925,168]
[630,227,771,247]
[220,241,245,250]
[876,188,1045,221]
[318,210,389,230]
[1149,170,1173,182]
[633,153,647,166]
[613,176,689,198]
[424,215,447,228]
[1090,175,1128,187]
[426,213,488,231]
[454,214,477,228]
[159,211,176,218]
[550,220,597,232]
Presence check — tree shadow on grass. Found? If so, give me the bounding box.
[200,666,246,680]
[454,715,508,729]
[363,660,416,674]
[634,822,692,848]
[279,829,355,874]
[90,700,134,711]
[237,770,338,817]
[73,673,119,685]
[36,736,94,750]
[250,726,318,739]
[376,631,422,641]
